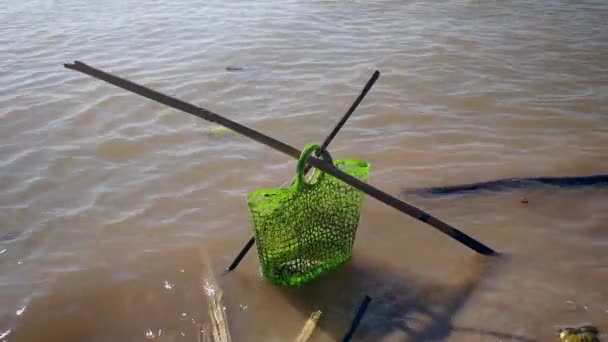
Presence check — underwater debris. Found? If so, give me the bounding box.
[557,325,600,342]
[225,66,244,72]
[208,125,233,136]
[403,174,608,197]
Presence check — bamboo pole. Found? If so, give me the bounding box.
[63,61,496,256]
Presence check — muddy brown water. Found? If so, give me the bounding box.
[1,0,607,341]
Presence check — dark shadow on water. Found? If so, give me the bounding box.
[265,253,538,342]
[401,174,608,198]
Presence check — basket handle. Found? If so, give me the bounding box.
[295,144,329,190]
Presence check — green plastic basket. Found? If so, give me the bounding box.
[247,144,370,287]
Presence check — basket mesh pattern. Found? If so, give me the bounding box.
[247,144,370,287]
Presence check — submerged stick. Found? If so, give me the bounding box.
[226,70,380,272]
[226,234,255,272]
[343,295,371,342]
[64,61,496,256]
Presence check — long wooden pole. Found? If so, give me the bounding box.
[226,70,380,272]
[64,61,496,256]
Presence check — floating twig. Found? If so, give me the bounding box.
[294,309,323,342]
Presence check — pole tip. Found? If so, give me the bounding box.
[64,60,86,70]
